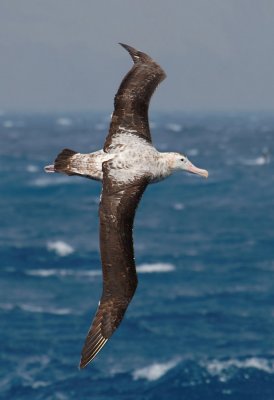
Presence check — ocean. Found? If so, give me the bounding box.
[1,111,274,399]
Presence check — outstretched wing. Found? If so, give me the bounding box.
[79,163,148,368]
[104,43,166,151]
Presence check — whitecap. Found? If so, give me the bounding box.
[26,269,57,277]
[172,202,185,211]
[149,121,157,129]
[242,151,270,166]
[30,381,50,389]
[55,392,69,400]
[203,357,274,381]
[26,268,101,278]
[31,176,79,187]
[11,355,51,391]
[47,241,74,257]
[242,157,268,166]
[2,300,77,316]
[166,122,182,132]
[137,262,175,273]
[3,120,14,128]
[187,148,199,157]
[20,304,72,315]
[26,164,39,173]
[26,263,173,278]
[56,117,72,127]
[132,358,181,381]
[95,122,107,131]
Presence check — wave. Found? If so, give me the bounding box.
[26,268,101,278]
[25,263,175,279]
[20,304,72,315]
[3,120,14,128]
[165,123,182,132]
[30,176,82,187]
[56,117,72,127]
[12,355,51,391]
[187,148,199,156]
[0,302,73,315]
[132,356,274,383]
[137,262,175,273]
[47,240,75,257]
[26,164,39,173]
[242,156,270,166]
[172,202,185,211]
[202,357,274,381]
[132,358,181,381]
[94,122,107,131]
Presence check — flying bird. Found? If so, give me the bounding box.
[45,43,208,369]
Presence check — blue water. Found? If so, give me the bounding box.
[1,111,274,399]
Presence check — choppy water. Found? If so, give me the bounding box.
[1,111,274,399]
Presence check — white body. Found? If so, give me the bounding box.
[69,133,176,184]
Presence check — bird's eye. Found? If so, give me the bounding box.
[181,158,185,162]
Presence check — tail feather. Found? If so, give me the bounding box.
[54,148,77,175]
[44,148,102,180]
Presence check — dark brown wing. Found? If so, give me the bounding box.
[104,43,166,151]
[79,163,148,368]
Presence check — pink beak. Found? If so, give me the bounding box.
[185,160,208,178]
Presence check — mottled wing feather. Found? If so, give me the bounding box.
[104,43,166,151]
[79,162,148,368]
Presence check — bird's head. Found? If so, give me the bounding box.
[171,153,208,178]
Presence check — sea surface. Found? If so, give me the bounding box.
[1,111,274,399]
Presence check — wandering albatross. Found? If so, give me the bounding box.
[45,43,208,369]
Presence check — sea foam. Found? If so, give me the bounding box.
[137,263,175,273]
[203,357,274,382]
[3,120,14,128]
[26,263,175,278]
[26,268,101,278]
[31,176,80,187]
[242,156,270,166]
[47,241,74,257]
[26,164,39,173]
[165,123,182,132]
[0,302,72,315]
[56,117,72,127]
[20,304,72,315]
[132,358,180,381]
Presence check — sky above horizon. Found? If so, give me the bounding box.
[1,1,274,112]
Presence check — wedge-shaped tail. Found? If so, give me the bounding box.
[44,148,103,180]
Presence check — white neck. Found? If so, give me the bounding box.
[150,152,177,182]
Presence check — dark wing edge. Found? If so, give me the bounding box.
[79,165,148,369]
[79,297,129,369]
[104,43,166,151]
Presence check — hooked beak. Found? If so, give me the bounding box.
[185,160,208,178]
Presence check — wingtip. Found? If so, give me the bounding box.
[118,42,135,51]
[79,359,87,370]
[79,354,92,370]
[79,354,91,370]
[119,43,140,61]
[118,42,152,64]
[79,337,109,370]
